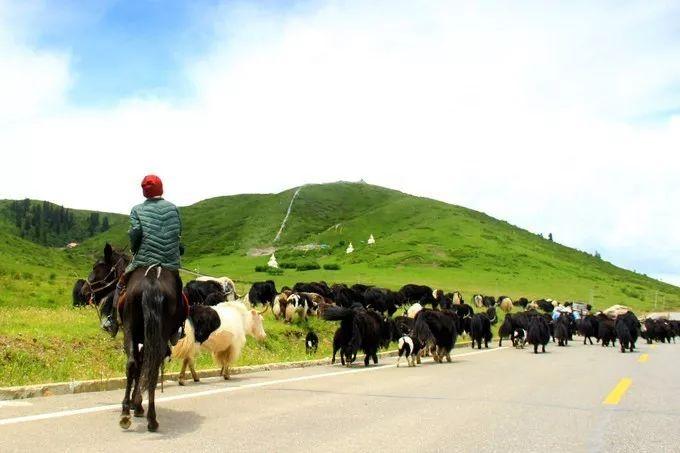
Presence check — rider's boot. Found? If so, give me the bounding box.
[102,282,124,338]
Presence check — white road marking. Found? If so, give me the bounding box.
[0,347,506,427]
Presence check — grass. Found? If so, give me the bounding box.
[0,306,337,387]
[0,181,679,387]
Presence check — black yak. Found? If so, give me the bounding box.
[526,315,550,354]
[398,284,438,308]
[184,280,226,306]
[596,313,617,347]
[617,311,640,351]
[577,315,598,345]
[413,309,458,363]
[554,313,570,347]
[72,279,89,307]
[615,318,633,353]
[248,280,278,306]
[470,313,493,349]
[486,306,498,325]
[364,287,402,315]
[324,306,382,366]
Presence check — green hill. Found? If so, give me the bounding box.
[1,181,679,310]
[175,182,680,311]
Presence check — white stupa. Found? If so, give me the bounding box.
[268,254,279,268]
[346,242,354,254]
[367,234,375,245]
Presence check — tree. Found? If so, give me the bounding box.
[101,216,110,232]
[548,233,553,242]
[594,251,601,259]
[88,213,100,236]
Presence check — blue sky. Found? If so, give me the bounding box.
[1,0,680,286]
[29,0,304,106]
[33,0,220,105]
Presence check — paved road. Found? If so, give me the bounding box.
[1,339,678,452]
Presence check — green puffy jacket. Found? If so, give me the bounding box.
[125,198,184,273]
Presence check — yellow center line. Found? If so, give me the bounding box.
[638,354,649,363]
[603,378,633,405]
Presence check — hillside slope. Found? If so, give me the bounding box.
[1,182,679,311]
[180,182,680,311]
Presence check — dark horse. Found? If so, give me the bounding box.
[119,265,185,432]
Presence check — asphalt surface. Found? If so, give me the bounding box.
[1,338,678,453]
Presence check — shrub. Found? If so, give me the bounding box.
[297,262,321,271]
[322,263,340,270]
[256,265,284,274]
[279,262,298,269]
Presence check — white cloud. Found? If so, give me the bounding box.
[0,2,71,123]
[0,0,679,282]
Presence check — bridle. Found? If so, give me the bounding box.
[84,257,125,306]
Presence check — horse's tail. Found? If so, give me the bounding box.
[139,276,165,392]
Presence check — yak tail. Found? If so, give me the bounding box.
[171,317,197,361]
[322,306,353,322]
[139,277,165,392]
[414,317,434,346]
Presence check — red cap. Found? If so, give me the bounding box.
[141,175,163,198]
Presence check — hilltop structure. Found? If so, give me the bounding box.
[268,254,279,268]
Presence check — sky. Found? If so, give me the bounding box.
[1,0,679,285]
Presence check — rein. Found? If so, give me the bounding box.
[179,267,217,278]
[83,258,126,316]
[84,258,125,295]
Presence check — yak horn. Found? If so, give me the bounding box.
[258,304,270,315]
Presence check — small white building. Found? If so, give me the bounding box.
[268,254,279,268]
[346,242,354,254]
[66,242,78,249]
[367,234,375,245]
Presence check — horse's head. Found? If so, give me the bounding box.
[88,243,114,279]
[85,243,125,303]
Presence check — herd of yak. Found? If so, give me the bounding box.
[171,278,680,368]
[74,270,679,367]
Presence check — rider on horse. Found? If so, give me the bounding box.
[103,175,186,344]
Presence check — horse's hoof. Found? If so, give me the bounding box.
[193,378,200,383]
[119,416,131,430]
[147,421,159,432]
[178,380,185,387]
[133,407,145,418]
